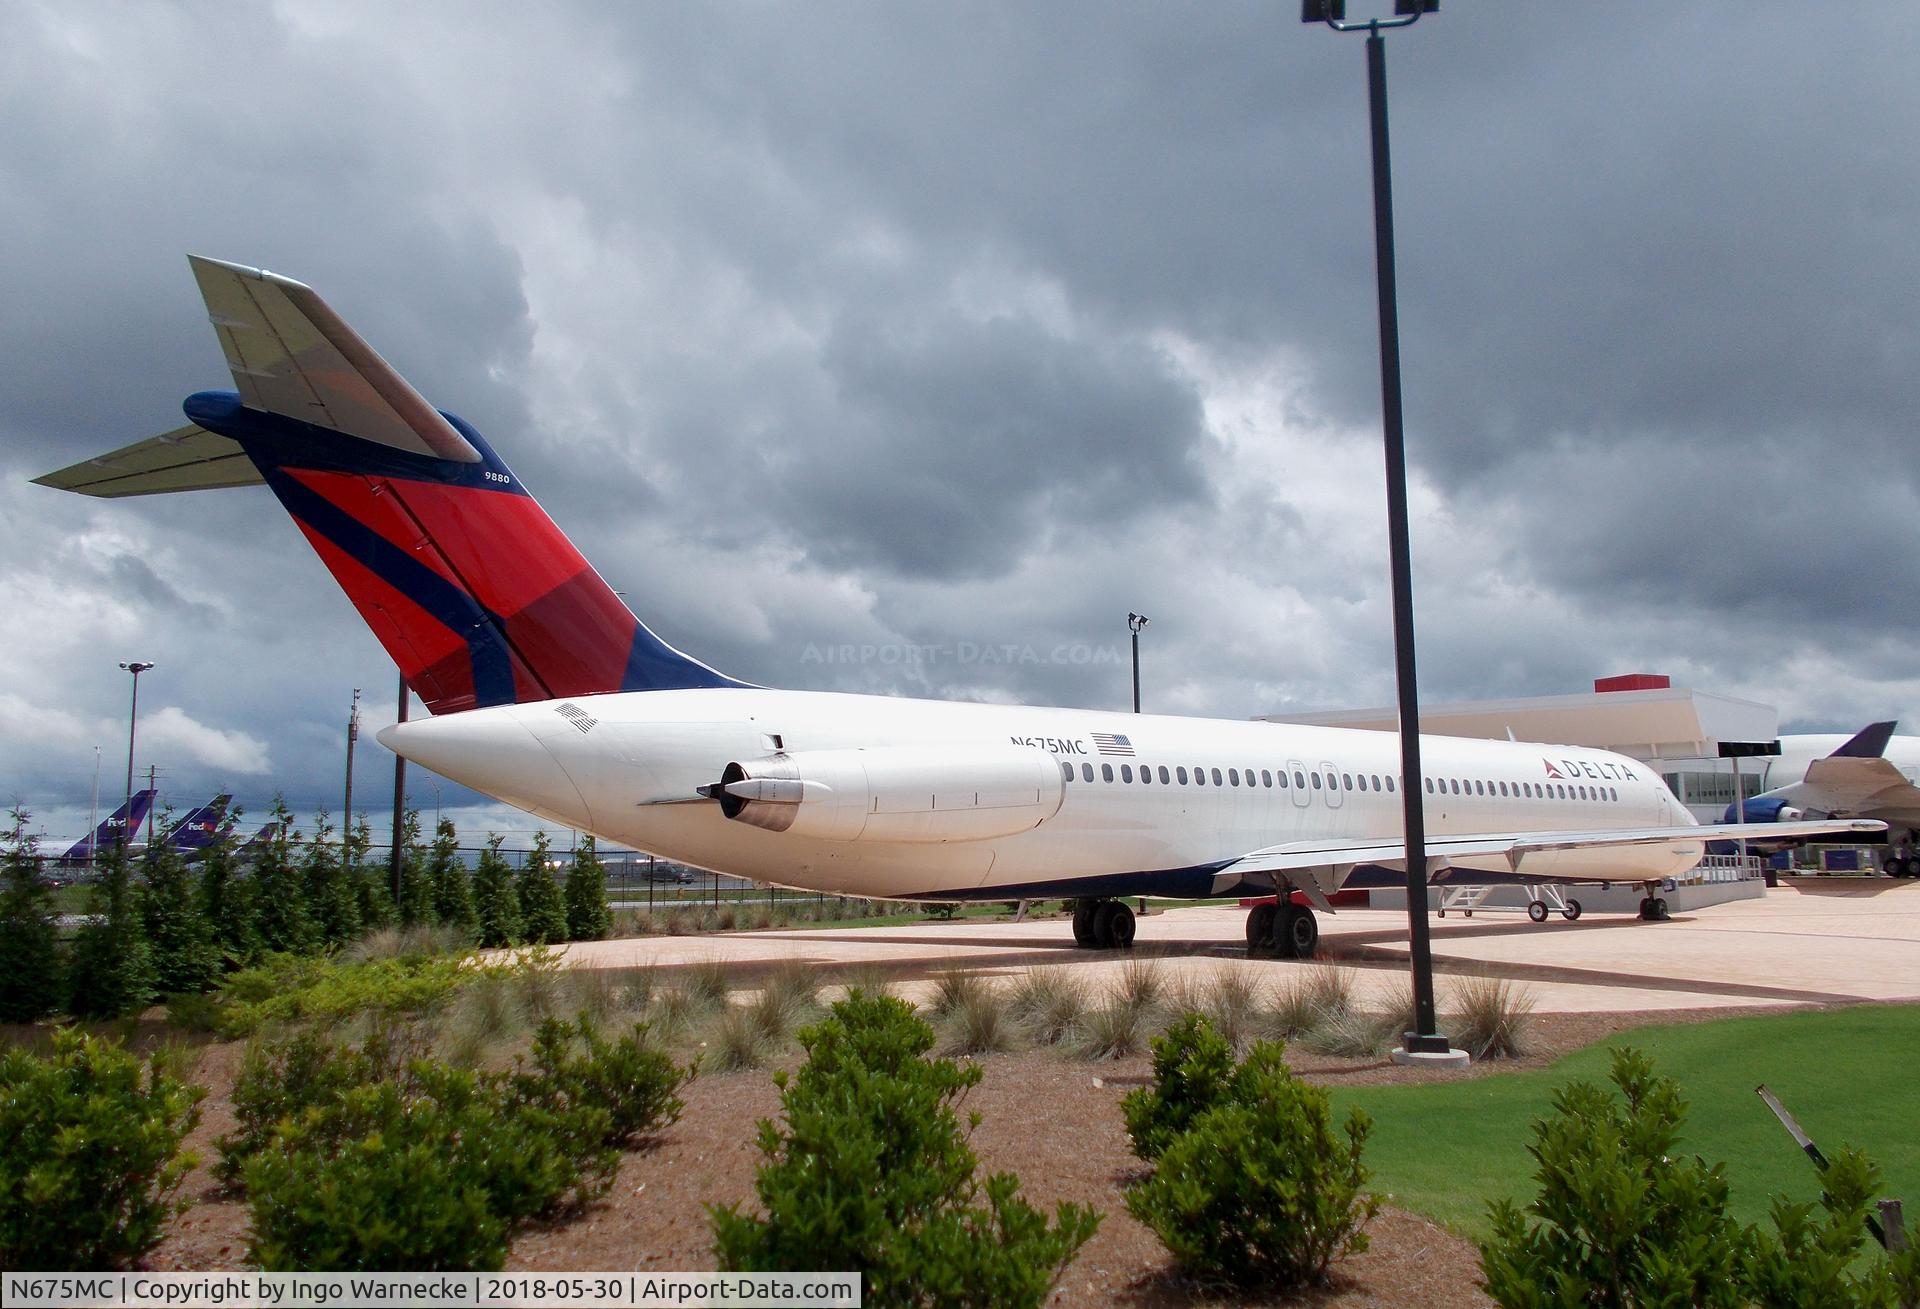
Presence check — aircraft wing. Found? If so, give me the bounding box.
[186,255,480,463]
[1219,818,1886,882]
[1797,756,1920,813]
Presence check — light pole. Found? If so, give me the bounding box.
[1128,613,1149,713]
[343,687,361,862]
[1301,0,1463,1066]
[389,673,409,904]
[118,661,153,849]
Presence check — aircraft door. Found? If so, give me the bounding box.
[1287,759,1310,808]
[1320,761,1343,810]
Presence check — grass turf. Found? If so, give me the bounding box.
[1330,1003,1920,1239]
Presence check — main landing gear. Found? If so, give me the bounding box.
[1245,898,1319,959]
[1071,897,1137,950]
[1637,888,1672,921]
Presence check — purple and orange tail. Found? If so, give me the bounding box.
[35,256,745,714]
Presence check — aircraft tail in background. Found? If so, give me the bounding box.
[34,256,746,716]
[54,788,158,863]
[161,793,233,858]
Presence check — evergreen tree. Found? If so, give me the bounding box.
[140,836,218,996]
[516,831,568,944]
[303,810,360,950]
[252,799,316,956]
[0,810,64,1023]
[427,817,475,939]
[564,835,613,942]
[393,810,434,928]
[347,815,394,935]
[197,823,259,969]
[472,835,521,948]
[67,845,154,1019]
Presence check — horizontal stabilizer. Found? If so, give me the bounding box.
[32,425,264,498]
[1798,755,1919,811]
[187,255,480,463]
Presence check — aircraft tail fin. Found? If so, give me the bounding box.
[1828,721,1896,759]
[58,788,157,861]
[162,794,233,856]
[36,256,746,714]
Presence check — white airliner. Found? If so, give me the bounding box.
[33,257,1882,955]
[1723,722,1920,872]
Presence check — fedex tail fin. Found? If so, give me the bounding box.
[36,256,745,714]
[162,793,233,857]
[57,788,157,862]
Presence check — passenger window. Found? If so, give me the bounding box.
[1060,762,1073,783]
[1451,779,1461,795]
[1262,769,1273,787]
[1211,768,1223,786]
[1081,763,1094,783]
[1102,763,1114,782]
[1424,777,1434,793]
[1195,767,1206,787]
[1342,773,1353,791]
[1121,764,1133,782]
[1311,773,1322,790]
[1294,770,1306,789]
[1229,768,1240,786]
[1386,777,1396,792]
[1177,766,1189,784]
[1159,766,1171,784]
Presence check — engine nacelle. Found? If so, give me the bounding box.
[1723,795,1806,823]
[715,745,1065,843]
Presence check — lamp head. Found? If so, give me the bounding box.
[120,661,155,675]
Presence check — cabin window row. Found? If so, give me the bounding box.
[1057,761,1620,803]
[1058,762,1398,792]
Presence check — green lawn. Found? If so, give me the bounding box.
[1330,1004,1920,1239]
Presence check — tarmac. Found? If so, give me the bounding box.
[555,877,1920,1015]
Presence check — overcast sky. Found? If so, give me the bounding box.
[4,1,1916,844]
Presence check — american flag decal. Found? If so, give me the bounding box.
[1092,732,1135,757]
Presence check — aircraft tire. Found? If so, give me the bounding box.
[1096,900,1136,950]
[1563,899,1583,921]
[1278,904,1318,959]
[1652,896,1670,920]
[1071,900,1098,948]
[1527,900,1549,923]
[1246,903,1277,951]
[1637,896,1654,921]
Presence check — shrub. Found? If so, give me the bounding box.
[393,810,435,929]
[1269,965,1355,1038]
[939,981,1016,1056]
[1117,953,1166,1012]
[472,836,522,948]
[0,813,63,1022]
[1745,1146,1920,1307]
[0,1029,205,1268]
[1479,1047,1749,1308]
[197,827,260,969]
[517,833,568,945]
[1201,968,1263,1051]
[1122,1013,1239,1161]
[212,951,470,1036]
[1073,998,1152,1060]
[67,849,154,1019]
[514,1012,690,1146]
[1126,1042,1377,1288]
[929,967,992,1018]
[1298,1005,1396,1059]
[710,993,1100,1308]
[303,810,361,950]
[426,817,475,939]
[347,817,395,933]
[142,838,220,997]
[709,1003,772,1073]
[1449,976,1534,1060]
[564,836,613,941]
[218,1023,418,1187]
[251,800,316,955]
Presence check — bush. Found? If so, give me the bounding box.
[66,849,154,1019]
[564,836,613,941]
[1449,976,1534,1060]
[211,951,471,1036]
[1126,1037,1377,1288]
[251,800,316,955]
[0,813,63,1022]
[472,836,521,948]
[938,981,1016,1056]
[218,1024,417,1187]
[393,810,435,929]
[1122,1013,1239,1161]
[1479,1047,1748,1307]
[0,1029,205,1268]
[517,833,568,945]
[303,810,361,950]
[426,817,476,939]
[514,1013,690,1147]
[142,838,220,997]
[1007,968,1087,1047]
[1746,1146,1920,1307]
[710,992,1100,1308]
[197,827,261,969]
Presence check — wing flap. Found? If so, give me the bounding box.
[186,255,480,464]
[31,425,265,497]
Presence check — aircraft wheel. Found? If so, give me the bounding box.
[1527,900,1549,923]
[1071,900,1098,948]
[1637,896,1655,921]
[1652,896,1670,920]
[1278,904,1319,959]
[1246,902,1277,952]
[1562,899,1583,921]
[1096,900,1136,950]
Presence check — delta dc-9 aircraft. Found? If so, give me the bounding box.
[36,258,1882,957]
